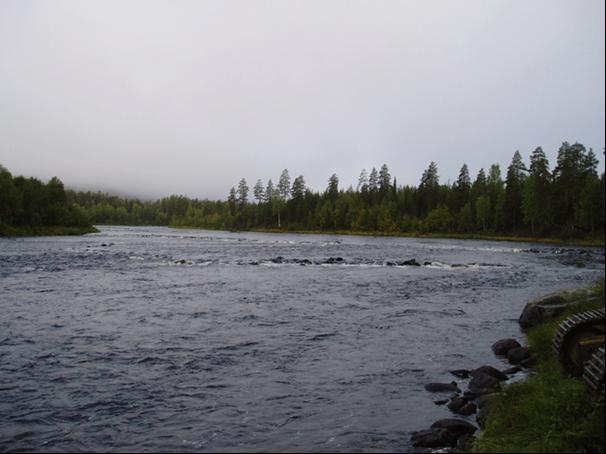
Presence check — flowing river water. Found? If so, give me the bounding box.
[0,226,604,452]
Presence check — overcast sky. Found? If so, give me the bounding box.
[0,0,604,199]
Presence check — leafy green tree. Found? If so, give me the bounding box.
[424,205,452,232]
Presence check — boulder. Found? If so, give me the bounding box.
[471,365,508,381]
[458,403,477,416]
[507,347,531,364]
[447,396,468,413]
[502,366,523,375]
[450,369,471,379]
[518,289,600,330]
[401,259,421,266]
[463,388,494,399]
[430,418,478,436]
[424,382,460,393]
[410,428,457,448]
[491,338,521,356]
[433,399,449,406]
[468,373,500,392]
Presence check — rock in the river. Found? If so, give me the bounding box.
[450,369,471,379]
[430,418,478,436]
[491,338,521,356]
[410,428,457,448]
[447,396,468,413]
[518,288,601,330]
[399,258,421,266]
[471,365,508,381]
[468,372,500,391]
[433,399,449,406]
[424,382,460,393]
[502,366,523,375]
[458,403,477,416]
[507,346,531,364]
[464,388,495,399]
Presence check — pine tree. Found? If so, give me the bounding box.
[253,179,265,203]
[368,168,379,192]
[237,178,249,207]
[278,169,291,200]
[357,169,368,192]
[291,175,306,200]
[379,164,391,193]
[264,179,274,203]
[503,151,526,231]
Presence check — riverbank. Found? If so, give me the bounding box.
[0,225,99,237]
[173,224,605,248]
[472,279,605,453]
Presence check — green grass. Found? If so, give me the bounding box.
[473,279,605,453]
[0,225,99,237]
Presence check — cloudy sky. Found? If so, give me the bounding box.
[0,0,604,199]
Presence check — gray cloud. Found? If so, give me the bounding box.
[0,0,604,199]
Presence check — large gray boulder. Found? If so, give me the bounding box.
[519,288,600,331]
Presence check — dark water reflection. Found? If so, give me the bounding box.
[0,226,603,452]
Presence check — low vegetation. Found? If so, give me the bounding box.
[473,280,605,453]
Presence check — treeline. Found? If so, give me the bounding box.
[64,142,604,240]
[0,165,93,235]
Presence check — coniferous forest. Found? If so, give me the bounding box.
[1,142,604,241]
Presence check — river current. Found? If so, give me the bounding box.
[0,226,603,452]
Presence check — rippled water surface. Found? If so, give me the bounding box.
[1,226,603,452]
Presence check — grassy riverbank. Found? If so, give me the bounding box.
[0,225,99,237]
[472,280,605,453]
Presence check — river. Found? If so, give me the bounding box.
[0,226,603,452]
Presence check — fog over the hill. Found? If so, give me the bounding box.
[0,0,604,199]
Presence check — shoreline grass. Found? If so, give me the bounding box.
[472,279,605,453]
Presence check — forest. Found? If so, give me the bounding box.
[0,165,94,235]
[1,142,604,240]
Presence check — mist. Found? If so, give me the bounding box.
[0,0,604,199]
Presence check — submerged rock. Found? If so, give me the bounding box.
[424,382,460,393]
[410,428,457,448]
[491,338,521,356]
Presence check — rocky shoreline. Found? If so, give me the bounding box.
[409,285,601,451]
